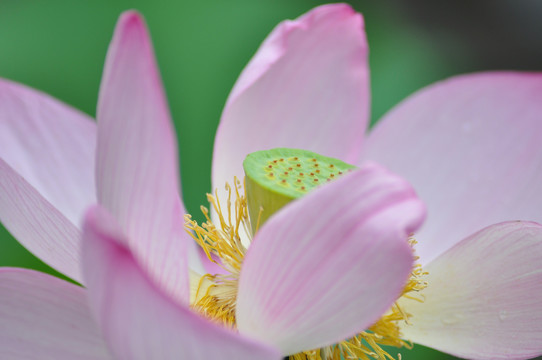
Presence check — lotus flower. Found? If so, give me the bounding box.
[0,4,541,360]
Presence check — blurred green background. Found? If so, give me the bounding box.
[1,1,541,359]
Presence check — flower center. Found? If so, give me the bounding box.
[185,148,428,360]
[243,148,355,233]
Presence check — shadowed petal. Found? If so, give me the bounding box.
[237,163,425,355]
[0,79,96,281]
[0,268,112,360]
[363,72,542,265]
[82,205,281,360]
[0,160,82,281]
[96,11,191,303]
[400,221,542,360]
[213,4,369,201]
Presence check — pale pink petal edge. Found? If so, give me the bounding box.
[400,221,542,360]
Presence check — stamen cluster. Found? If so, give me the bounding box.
[185,180,427,360]
[185,178,250,327]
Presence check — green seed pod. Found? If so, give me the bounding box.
[243,148,355,234]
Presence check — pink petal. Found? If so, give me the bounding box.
[236,163,425,355]
[96,11,191,303]
[363,72,542,265]
[0,79,96,282]
[0,268,112,359]
[0,160,81,281]
[399,221,542,360]
[212,4,369,197]
[81,205,281,360]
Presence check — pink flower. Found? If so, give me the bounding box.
[0,4,541,360]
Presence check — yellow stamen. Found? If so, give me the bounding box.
[184,177,251,327]
[185,180,428,360]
